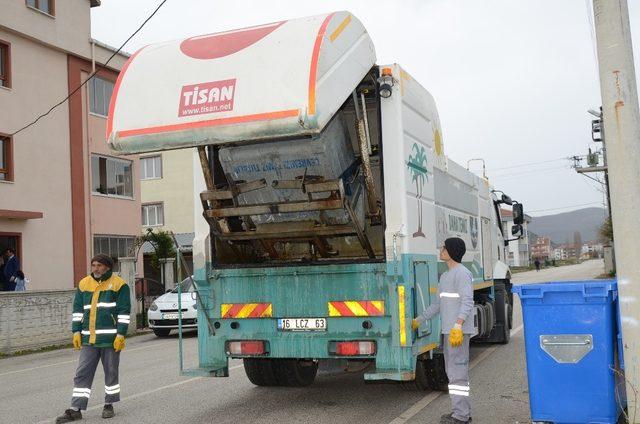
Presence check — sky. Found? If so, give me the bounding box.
[91,0,640,217]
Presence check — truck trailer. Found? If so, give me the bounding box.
[107,11,525,389]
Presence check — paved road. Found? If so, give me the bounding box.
[0,260,604,424]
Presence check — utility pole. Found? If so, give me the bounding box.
[593,1,640,420]
[574,108,612,221]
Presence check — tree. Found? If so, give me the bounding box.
[134,229,176,271]
[599,216,614,243]
[573,231,583,259]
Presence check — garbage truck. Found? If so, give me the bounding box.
[107,11,526,389]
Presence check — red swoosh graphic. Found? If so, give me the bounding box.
[180,21,286,60]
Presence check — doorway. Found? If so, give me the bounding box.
[0,232,21,290]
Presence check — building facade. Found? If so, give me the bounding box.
[531,236,552,261]
[581,241,604,259]
[140,149,195,235]
[140,149,195,284]
[0,0,142,290]
[501,209,532,267]
[553,246,569,260]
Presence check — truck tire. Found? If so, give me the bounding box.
[272,359,318,387]
[243,359,280,386]
[499,299,511,345]
[153,329,171,337]
[424,353,449,391]
[405,358,432,391]
[489,281,511,345]
[505,280,514,330]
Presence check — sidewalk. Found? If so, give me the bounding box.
[407,332,530,424]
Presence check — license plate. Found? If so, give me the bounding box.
[278,318,327,331]
[163,313,179,320]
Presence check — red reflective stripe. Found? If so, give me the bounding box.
[223,303,245,319]
[249,303,270,318]
[117,109,299,139]
[308,13,334,116]
[330,301,354,317]
[362,301,384,316]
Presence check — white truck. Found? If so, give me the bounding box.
[107,11,524,388]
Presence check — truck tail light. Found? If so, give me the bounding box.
[227,341,266,356]
[331,341,376,356]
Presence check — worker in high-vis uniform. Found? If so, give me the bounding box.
[56,254,131,423]
[412,237,474,424]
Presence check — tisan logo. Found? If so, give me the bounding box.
[178,79,236,117]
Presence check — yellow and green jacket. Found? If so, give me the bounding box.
[71,271,131,347]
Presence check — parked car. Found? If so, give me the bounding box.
[147,276,197,337]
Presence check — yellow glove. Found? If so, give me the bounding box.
[449,324,463,348]
[113,335,126,352]
[73,332,82,350]
[411,318,420,331]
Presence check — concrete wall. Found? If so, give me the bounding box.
[141,149,195,234]
[0,290,75,354]
[0,0,92,58]
[0,29,75,290]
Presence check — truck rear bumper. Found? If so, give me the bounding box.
[364,370,415,381]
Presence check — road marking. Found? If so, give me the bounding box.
[0,342,168,377]
[35,364,244,424]
[389,324,524,424]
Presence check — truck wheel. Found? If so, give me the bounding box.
[407,358,431,391]
[273,359,318,387]
[153,329,171,337]
[505,280,514,330]
[424,353,449,391]
[243,359,280,386]
[499,299,511,345]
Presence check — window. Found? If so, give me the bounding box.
[142,203,164,227]
[141,156,162,180]
[93,235,135,271]
[89,76,114,117]
[91,154,133,198]
[0,135,13,181]
[0,41,10,88]
[26,0,54,16]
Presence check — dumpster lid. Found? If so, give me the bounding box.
[513,280,617,304]
[106,11,376,154]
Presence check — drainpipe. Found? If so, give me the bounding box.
[91,39,95,73]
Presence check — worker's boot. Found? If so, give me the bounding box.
[55,409,82,423]
[440,413,472,423]
[102,404,115,419]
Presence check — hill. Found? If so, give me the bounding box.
[528,207,606,244]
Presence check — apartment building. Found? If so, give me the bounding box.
[140,149,195,281]
[501,208,532,267]
[530,236,552,261]
[0,0,142,290]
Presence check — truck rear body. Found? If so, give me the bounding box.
[108,11,518,385]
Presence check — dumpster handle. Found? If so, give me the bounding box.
[542,340,592,346]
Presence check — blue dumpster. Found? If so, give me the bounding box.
[513,280,620,424]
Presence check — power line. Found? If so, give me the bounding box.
[528,201,604,214]
[583,0,600,72]
[485,157,569,172]
[490,165,571,180]
[10,0,169,137]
